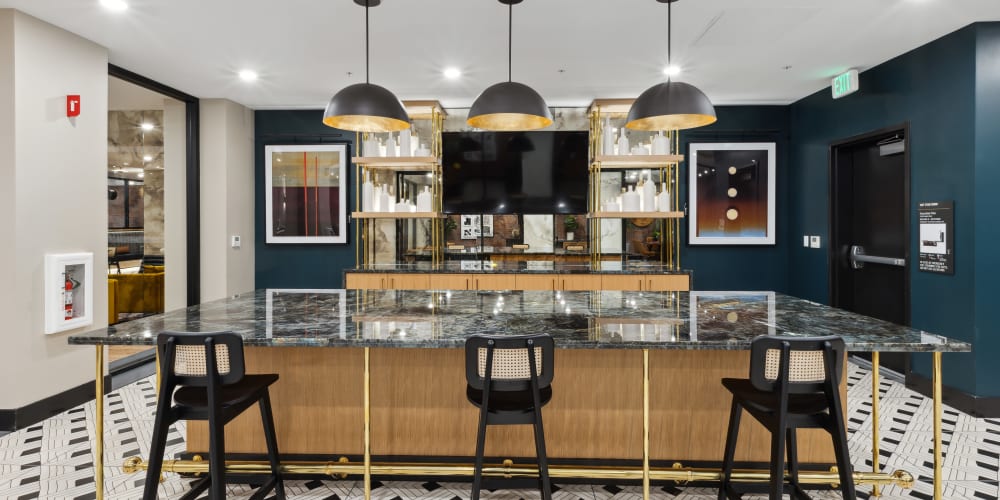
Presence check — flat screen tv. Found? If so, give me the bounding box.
[441,131,589,214]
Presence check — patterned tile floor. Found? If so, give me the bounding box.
[0,361,997,499]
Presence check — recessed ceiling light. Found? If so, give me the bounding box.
[443,67,462,80]
[663,65,682,77]
[99,0,128,11]
[140,123,154,131]
[238,70,258,82]
[142,155,152,162]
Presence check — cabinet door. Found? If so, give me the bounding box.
[385,274,430,290]
[515,274,558,291]
[428,274,473,290]
[473,274,517,291]
[601,275,644,291]
[645,275,690,292]
[559,275,604,291]
[345,273,388,289]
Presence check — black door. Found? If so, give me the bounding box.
[829,126,910,374]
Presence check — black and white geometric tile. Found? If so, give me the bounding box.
[0,362,997,499]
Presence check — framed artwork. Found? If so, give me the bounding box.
[265,144,348,244]
[460,214,481,240]
[481,214,494,237]
[688,142,776,245]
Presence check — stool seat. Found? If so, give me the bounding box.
[720,378,832,419]
[467,386,552,413]
[174,374,280,417]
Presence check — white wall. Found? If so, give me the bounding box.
[0,10,108,408]
[200,99,254,301]
[163,98,187,311]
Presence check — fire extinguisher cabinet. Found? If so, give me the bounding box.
[44,252,93,334]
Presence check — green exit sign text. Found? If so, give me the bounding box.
[831,69,859,99]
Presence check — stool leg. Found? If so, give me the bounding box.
[471,403,489,500]
[719,398,741,500]
[208,415,226,499]
[142,413,171,500]
[831,419,856,499]
[786,428,802,498]
[531,407,552,500]
[769,422,786,500]
[259,391,285,500]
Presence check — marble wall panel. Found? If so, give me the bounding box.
[523,214,554,253]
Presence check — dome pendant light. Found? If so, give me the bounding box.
[467,0,552,131]
[323,0,410,133]
[626,0,716,131]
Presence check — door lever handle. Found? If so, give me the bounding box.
[850,245,905,269]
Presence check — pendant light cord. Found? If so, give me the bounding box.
[667,0,672,82]
[365,1,370,84]
[508,2,513,82]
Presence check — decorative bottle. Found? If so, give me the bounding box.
[386,132,397,157]
[399,128,412,157]
[603,119,615,156]
[617,129,630,156]
[381,184,393,212]
[362,179,374,212]
[657,183,671,213]
[641,177,656,212]
[416,185,432,212]
[652,131,669,155]
[622,185,640,212]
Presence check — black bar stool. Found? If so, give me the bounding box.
[143,331,285,500]
[465,334,555,500]
[719,335,855,500]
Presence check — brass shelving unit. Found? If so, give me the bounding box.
[587,99,683,268]
[354,101,446,267]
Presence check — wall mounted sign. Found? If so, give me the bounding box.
[918,201,954,274]
[264,144,348,244]
[66,95,81,117]
[831,69,859,99]
[688,142,776,245]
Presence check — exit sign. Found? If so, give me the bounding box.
[831,69,859,99]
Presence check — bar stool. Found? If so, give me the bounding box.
[465,334,555,500]
[718,335,855,500]
[143,331,285,500]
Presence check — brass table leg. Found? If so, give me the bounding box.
[871,352,881,497]
[933,352,942,500]
[364,347,372,500]
[642,349,650,500]
[95,345,105,500]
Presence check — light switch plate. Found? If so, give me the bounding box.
[231,235,241,249]
[803,235,810,248]
[809,236,821,249]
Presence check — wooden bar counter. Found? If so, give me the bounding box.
[69,289,969,472]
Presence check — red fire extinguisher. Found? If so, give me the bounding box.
[64,274,74,320]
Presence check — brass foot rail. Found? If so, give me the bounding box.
[122,456,914,488]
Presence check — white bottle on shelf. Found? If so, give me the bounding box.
[657,183,671,213]
[652,131,669,155]
[641,177,656,212]
[416,185,432,212]
[362,179,374,211]
[372,184,383,211]
[410,130,420,156]
[622,185,640,212]
[399,128,411,157]
[617,129,630,156]
[603,120,615,156]
[381,184,392,212]
[386,133,397,157]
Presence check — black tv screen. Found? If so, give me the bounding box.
[441,131,589,214]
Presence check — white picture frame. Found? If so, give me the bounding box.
[265,144,349,244]
[689,142,776,245]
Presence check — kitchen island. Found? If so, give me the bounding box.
[69,289,970,500]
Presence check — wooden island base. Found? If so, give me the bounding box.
[188,347,837,465]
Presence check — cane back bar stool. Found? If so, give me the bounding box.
[465,334,555,500]
[144,331,285,500]
[719,335,855,500]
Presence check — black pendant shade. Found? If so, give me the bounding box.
[625,81,717,131]
[466,0,551,131]
[322,0,410,133]
[467,81,553,131]
[322,83,410,133]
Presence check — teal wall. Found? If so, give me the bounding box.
[678,106,790,292]
[787,25,980,394]
[254,110,357,289]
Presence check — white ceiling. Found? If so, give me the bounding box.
[5,0,1000,109]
